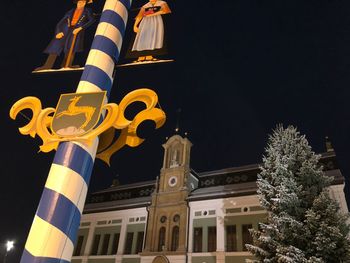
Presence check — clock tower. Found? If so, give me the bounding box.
[141,135,196,262]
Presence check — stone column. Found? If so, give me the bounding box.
[83,221,97,256]
[216,209,225,263]
[115,217,128,263]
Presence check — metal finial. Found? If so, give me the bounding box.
[325,136,334,152]
[175,108,181,133]
[111,174,120,187]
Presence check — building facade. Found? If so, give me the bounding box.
[72,135,348,263]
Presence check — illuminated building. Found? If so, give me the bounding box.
[72,135,348,263]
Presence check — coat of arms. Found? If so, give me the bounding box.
[10,89,166,163]
[52,91,106,137]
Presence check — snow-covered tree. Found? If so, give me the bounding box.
[246,125,350,262]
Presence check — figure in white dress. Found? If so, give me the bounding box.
[132,0,171,62]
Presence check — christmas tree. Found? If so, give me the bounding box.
[246,125,350,262]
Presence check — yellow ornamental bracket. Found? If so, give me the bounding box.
[96,89,166,166]
[10,89,166,159]
[97,105,166,165]
[10,96,43,138]
[114,88,160,129]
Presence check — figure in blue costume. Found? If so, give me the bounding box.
[35,0,95,71]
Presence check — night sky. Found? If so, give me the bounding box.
[2,0,350,261]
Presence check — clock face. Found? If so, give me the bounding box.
[168,176,178,187]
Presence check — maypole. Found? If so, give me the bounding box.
[9,0,164,262]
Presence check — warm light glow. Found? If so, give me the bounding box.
[6,241,14,252]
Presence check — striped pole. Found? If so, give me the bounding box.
[21,0,132,262]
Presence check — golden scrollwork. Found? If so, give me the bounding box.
[10,89,166,162]
[97,89,166,165]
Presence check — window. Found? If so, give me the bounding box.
[173,214,180,222]
[242,224,253,251]
[124,232,134,254]
[73,235,84,256]
[158,227,166,251]
[208,226,216,252]
[101,234,110,255]
[171,226,179,251]
[193,227,203,252]
[91,234,101,255]
[135,231,144,254]
[226,225,237,252]
[111,233,120,254]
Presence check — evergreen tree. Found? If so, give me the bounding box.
[246,125,350,262]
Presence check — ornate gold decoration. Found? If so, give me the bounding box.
[55,95,96,130]
[51,91,106,137]
[10,89,166,163]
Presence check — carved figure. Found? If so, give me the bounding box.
[132,0,171,62]
[35,0,95,71]
[170,149,179,167]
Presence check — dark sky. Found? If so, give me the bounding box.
[2,0,350,261]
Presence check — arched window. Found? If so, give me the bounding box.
[158,227,166,251]
[171,226,179,251]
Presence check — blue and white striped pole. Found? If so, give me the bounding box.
[21,0,132,262]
